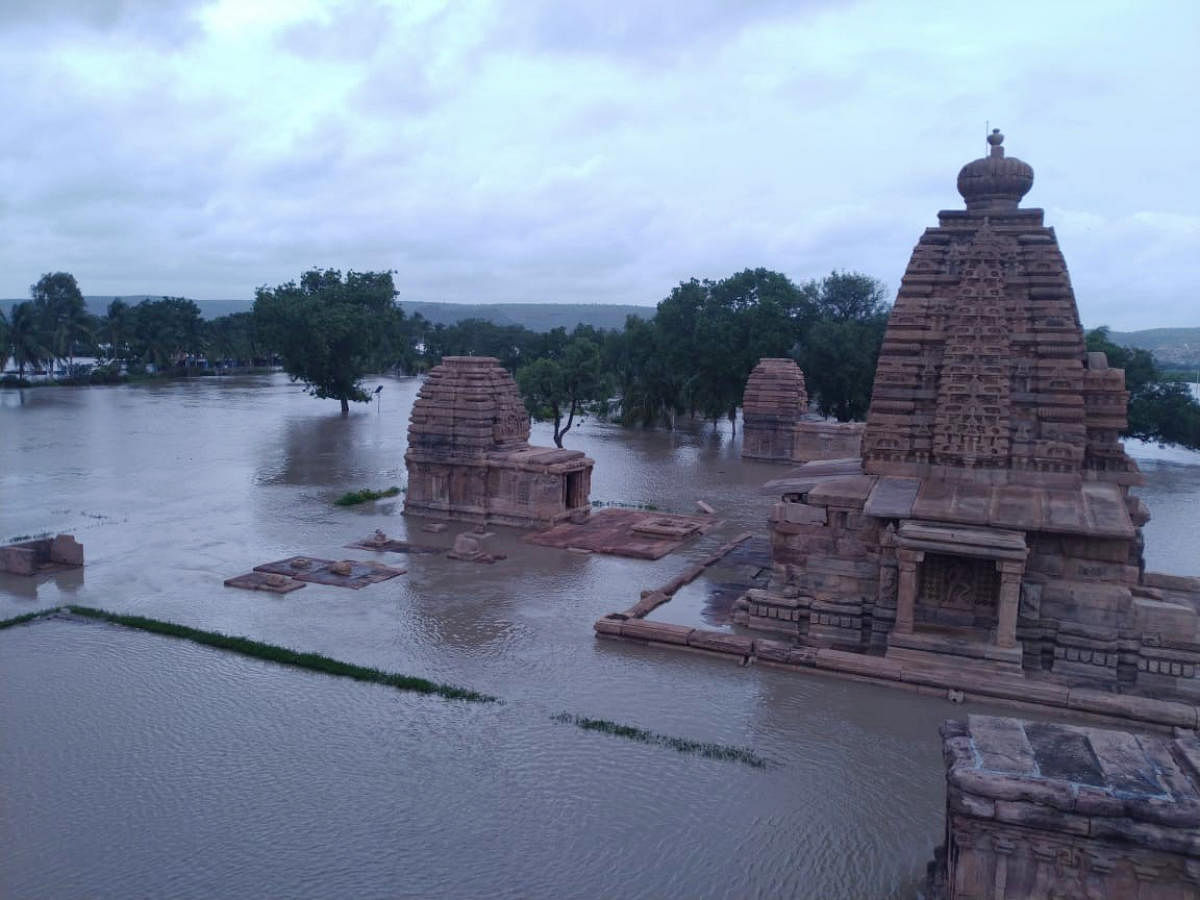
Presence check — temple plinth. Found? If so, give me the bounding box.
[404,357,594,528]
[736,131,1200,699]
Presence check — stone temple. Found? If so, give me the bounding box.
[741,357,864,463]
[404,356,594,527]
[738,131,1200,699]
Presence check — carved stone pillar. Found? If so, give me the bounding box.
[895,548,924,635]
[995,560,1024,649]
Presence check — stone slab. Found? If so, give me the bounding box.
[526,508,719,560]
[253,556,405,589]
[863,476,921,519]
[223,571,307,594]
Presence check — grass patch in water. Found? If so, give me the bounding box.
[67,606,496,703]
[0,608,60,630]
[334,486,403,506]
[550,712,766,768]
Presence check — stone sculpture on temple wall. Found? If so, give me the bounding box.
[404,356,594,528]
[736,130,1200,702]
[741,357,863,463]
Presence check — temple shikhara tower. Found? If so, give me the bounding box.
[741,358,863,463]
[739,131,1200,698]
[404,357,593,527]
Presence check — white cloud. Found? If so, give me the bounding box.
[1,0,1197,329]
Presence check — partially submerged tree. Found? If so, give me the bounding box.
[1086,327,1200,450]
[30,272,91,373]
[7,301,50,378]
[797,271,891,421]
[516,334,605,447]
[254,269,401,414]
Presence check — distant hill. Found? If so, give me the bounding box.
[0,296,254,320]
[398,301,651,332]
[0,297,651,333]
[1107,327,1200,368]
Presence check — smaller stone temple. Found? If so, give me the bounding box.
[930,715,1200,898]
[741,357,864,463]
[404,356,594,527]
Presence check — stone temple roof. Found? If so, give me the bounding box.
[956,129,1034,212]
[407,357,530,459]
[743,358,808,421]
[861,131,1139,489]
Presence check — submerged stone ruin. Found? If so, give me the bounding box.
[741,357,863,463]
[737,131,1200,701]
[929,715,1200,898]
[0,534,83,576]
[404,356,594,528]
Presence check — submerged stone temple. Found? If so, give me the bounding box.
[741,357,863,463]
[404,356,594,528]
[737,131,1200,699]
[929,715,1200,898]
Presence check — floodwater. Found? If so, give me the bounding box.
[2,375,1198,899]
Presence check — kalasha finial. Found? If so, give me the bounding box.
[987,128,1004,157]
[957,128,1032,211]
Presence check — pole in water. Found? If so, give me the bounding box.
[375,384,383,414]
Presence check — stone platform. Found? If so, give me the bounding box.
[252,556,405,589]
[930,714,1200,897]
[528,508,720,560]
[223,571,307,593]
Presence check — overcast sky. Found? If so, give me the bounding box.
[3,0,1197,329]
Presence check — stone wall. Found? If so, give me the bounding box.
[931,716,1200,899]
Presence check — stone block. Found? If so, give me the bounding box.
[752,639,794,663]
[686,630,754,656]
[49,534,83,566]
[0,545,38,576]
[620,620,694,646]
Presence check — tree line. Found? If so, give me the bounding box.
[4,269,1198,450]
[0,272,269,381]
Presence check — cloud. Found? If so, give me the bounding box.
[0,0,1196,331]
[0,0,210,43]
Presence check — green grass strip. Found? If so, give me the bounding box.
[551,712,766,768]
[0,608,60,630]
[67,606,496,703]
[334,486,402,506]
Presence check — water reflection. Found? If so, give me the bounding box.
[0,567,84,601]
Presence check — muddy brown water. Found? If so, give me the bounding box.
[2,375,1198,899]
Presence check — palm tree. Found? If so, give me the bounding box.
[8,301,50,378]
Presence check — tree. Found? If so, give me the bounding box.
[516,335,605,447]
[100,299,134,365]
[796,271,891,420]
[31,272,90,373]
[800,314,889,421]
[254,269,399,414]
[1086,327,1200,450]
[8,301,50,378]
[129,297,205,371]
[806,270,889,321]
